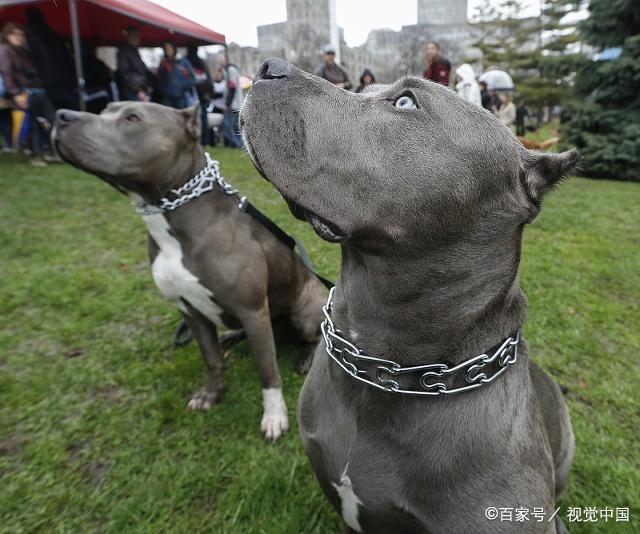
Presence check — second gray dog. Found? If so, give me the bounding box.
[241,58,577,532]
[54,102,327,441]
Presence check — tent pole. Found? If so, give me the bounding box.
[69,0,86,111]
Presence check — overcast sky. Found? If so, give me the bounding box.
[153,0,541,48]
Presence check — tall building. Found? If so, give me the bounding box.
[257,22,287,55]
[418,0,468,26]
[284,0,332,69]
[231,0,479,84]
[285,0,331,40]
[249,0,338,73]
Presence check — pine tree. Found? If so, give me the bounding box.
[536,0,586,108]
[471,0,539,74]
[563,0,640,180]
[469,0,585,111]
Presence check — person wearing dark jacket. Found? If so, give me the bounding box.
[187,46,213,145]
[355,69,375,93]
[479,81,492,110]
[0,65,14,151]
[515,101,531,136]
[157,41,196,109]
[315,44,352,90]
[82,43,114,113]
[218,52,243,148]
[422,41,451,86]
[116,26,153,101]
[25,7,76,109]
[0,23,55,166]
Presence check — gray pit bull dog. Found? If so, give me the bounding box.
[53,102,327,441]
[241,58,578,532]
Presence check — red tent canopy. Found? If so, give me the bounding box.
[0,0,225,46]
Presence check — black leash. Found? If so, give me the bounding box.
[242,201,335,290]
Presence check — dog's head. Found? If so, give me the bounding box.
[241,58,579,249]
[53,102,201,198]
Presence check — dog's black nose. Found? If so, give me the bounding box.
[255,58,291,81]
[55,109,82,128]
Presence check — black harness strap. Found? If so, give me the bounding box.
[242,201,335,290]
[243,202,296,249]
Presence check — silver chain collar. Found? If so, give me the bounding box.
[321,287,520,396]
[134,153,246,215]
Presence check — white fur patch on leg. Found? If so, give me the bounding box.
[333,467,364,533]
[260,388,289,442]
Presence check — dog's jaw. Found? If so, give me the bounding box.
[242,129,345,243]
[306,213,344,243]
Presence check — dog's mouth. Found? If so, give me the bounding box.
[53,135,75,167]
[242,130,265,177]
[283,196,344,243]
[52,127,81,168]
[52,129,130,196]
[51,127,65,161]
[243,133,344,243]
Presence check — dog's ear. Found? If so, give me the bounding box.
[520,149,580,203]
[181,104,201,140]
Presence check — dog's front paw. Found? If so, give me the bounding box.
[260,410,289,442]
[187,388,224,411]
[260,388,289,442]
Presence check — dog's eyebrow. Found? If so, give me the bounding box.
[398,77,428,90]
[106,102,126,112]
[379,77,427,99]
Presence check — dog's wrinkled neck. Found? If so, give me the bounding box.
[333,229,528,365]
[181,147,208,188]
[124,145,206,205]
[156,146,207,202]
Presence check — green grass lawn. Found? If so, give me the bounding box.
[1,148,638,533]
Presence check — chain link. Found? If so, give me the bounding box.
[321,287,520,396]
[135,153,244,215]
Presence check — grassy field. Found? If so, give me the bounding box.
[1,148,638,533]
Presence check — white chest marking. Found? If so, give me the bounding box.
[332,466,364,533]
[140,210,223,326]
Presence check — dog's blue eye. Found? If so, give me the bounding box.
[394,95,417,109]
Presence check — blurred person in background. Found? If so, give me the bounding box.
[217,52,243,148]
[422,41,450,86]
[82,42,114,114]
[515,100,531,136]
[157,41,196,109]
[490,90,502,112]
[355,68,375,93]
[116,26,153,102]
[454,63,481,106]
[479,80,491,110]
[315,45,352,90]
[208,66,226,146]
[0,62,14,152]
[0,23,55,166]
[210,66,226,114]
[187,46,213,146]
[24,7,76,109]
[496,92,516,131]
